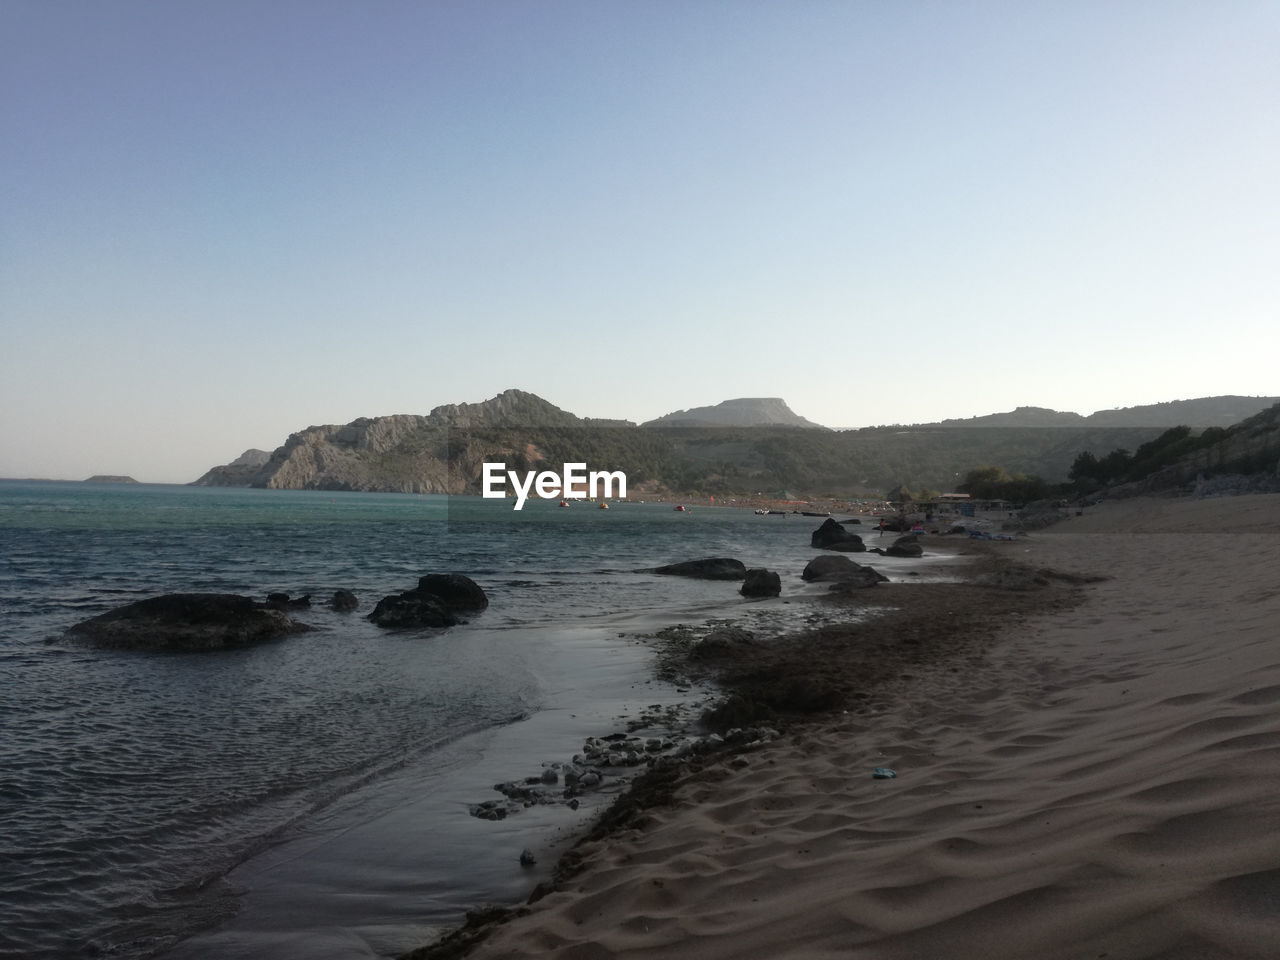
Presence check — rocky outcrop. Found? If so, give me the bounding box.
[740,568,781,597]
[368,574,488,629]
[192,390,594,493]
[66,594,309,651]
[330,589,359,611]
[651,558,748,580]
[885,534,924,558]
[801,555,889,588]
[191,449,270,487]
[810,518,864,551]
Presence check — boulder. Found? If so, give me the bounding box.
[266,592,311,609]
[801,555,889,587]
[368,573,488,629]
[65,593,308,651]
[826,568,892,591]
[415,573,489,611]
[651,558,747,580]
[367,592,457,629]
[810,518,864,551]
[330,589,358,611]
[885,535,924,558]
[740,568,781,597]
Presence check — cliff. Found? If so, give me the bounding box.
[192,390,643,494]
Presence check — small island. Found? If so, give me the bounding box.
[84,475,139,484]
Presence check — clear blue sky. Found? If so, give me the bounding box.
[3,0,1276,481]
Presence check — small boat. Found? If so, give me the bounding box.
[559,500,569,507]
[674,504,687,512]
[598,499,609,510]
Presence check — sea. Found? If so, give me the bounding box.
[0,480,944,960]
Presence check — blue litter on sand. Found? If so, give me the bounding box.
[872,767,896,779]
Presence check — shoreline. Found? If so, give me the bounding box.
[406,493,1280,960]
[401,536,1069,958]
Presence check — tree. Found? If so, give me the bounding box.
[1069,450,1100,482]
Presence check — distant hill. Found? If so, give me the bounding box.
[1088,401,1280,497]
[641,398,827,430]
[84,475,138,484]
[933,396,1278,429]
[193,391,1277,498]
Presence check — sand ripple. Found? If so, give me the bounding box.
[461,495,1280,959]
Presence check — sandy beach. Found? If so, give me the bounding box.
[430,494,1280,960]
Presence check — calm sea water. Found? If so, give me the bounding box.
[0,481,873,959]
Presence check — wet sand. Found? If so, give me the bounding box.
[434,494,1280,959]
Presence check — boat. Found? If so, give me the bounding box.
[674,504,687,512]
[598,499,609,509]
[559,500,569,507]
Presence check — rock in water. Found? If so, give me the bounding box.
[810,518,864,551]
[651,558,748,580]
[65,594,308,651]
[415,573,489,611]
[740,568,781,597]
[801,555,889,588]
[330,589,359,611]
[368,573,488,629]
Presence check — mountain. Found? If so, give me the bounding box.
[932,396,1278,429]
[193,391,1277,498]
[192,390,656,494]
[641,398,827,430]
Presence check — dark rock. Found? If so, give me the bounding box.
[826,567,892,590]
[802,555,889,588]
[825,539,866,553]
[651,558,747,580]
[266,592,311,609]
[367,592,457,629]
[810,518,864,550]
[802,555,860,581]
[415,573,489,611]
[740,568,781,597]
[66,593,308,651]
[330,589,358,611]
[885,535,924,558]
[368,573,488,629]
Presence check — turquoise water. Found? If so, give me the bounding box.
[0,480,840,959]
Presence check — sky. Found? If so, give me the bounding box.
[2,0,1277,482]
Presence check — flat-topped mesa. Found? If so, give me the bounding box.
[642,397,828,429]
